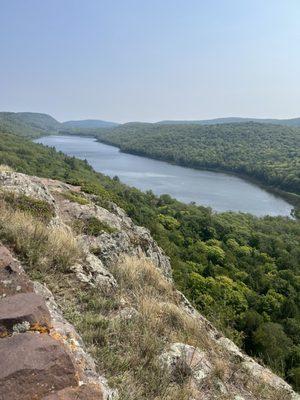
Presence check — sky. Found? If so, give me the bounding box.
[0,0,300,123]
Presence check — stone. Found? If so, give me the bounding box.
[42,383,104,400]
[0,246,13,269]
[0,171,55,205]
[0,246,33,296]
[160,343,212,385]
[0,292,51,334]
[241,360,293,392]
[80,227,171,279]
[217,337,245,361]
[70,253,117,293]
[111,306,138,321]
[0,332,77,400]
[33,282,118,400]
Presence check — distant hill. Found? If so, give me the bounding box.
[96,121,300,196]
[0,112,60,138]
[0,112,119,138]
[62,119,119,129]
[158,116,300,127]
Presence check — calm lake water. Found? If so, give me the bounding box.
[35,135,293,217]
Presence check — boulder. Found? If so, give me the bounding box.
[0,246,33,297]
[0,246,13,269]
[0,292,51,334]
[160,343,212,385]
[70,253,117,293]
[0,332,77,400]
[0,171,55,205]
[33,282,119,400]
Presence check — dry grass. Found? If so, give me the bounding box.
[65,255,215,400]
[0,164,14,173]
[0,200,83,273]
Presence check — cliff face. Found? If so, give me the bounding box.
[0,170,299,400]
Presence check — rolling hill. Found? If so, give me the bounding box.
[0,112,61,138]
[158,116,300,126]
[61,119,119,129]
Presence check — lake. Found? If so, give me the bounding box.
[35,135,293,217]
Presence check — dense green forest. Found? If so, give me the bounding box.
[0,129,299,390]
[0,111,117,138]
[0,112,61,138]
[95,122,300,197]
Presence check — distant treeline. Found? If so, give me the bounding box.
[94,122,300,196]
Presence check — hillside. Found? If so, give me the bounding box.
[0,130,300,393]
[62,119,119,129]
[0,112,61,138]
[0,168,299,399]
[96,122,300,196]
[0,112,118,139]
[158,117,300,126]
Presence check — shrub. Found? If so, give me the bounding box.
[73,216,117,236]
[1,191,55,223]
[61,190,90,205]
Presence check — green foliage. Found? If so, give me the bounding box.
[0,191,55,222]
[0,112,60,138]
[73,217,117,235]
[253,322,293,373]
[61,190,90,205]
[96,122,300,196]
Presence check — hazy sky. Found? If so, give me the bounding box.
[1,0,300,122]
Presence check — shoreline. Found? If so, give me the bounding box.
[96,137,299,214]
[35,133,299,218]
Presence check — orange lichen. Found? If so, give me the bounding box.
[50,331,67,344]
[0,330,8,338]
[30,323,50,334]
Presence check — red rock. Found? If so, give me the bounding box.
[0,292,51,334]
[0,332,78,400]
[0,246,13,269]
[0,246,33,296]
[42,383,104,400]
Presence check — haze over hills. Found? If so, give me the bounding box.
[158,116,300,126]
[61,119,119,129]
[1,111,300,138]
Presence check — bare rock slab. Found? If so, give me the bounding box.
[0,245,33,297]
[0,292,51,334]
[42,383,104,400]
[0,332,78,400]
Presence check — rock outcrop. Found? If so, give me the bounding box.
[0,332,77,400]
[0,244,116,400]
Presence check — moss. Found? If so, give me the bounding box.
[61,190,90,205]
[73,216,117,236]
[0,191,55,223]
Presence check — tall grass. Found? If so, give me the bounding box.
[0,199,83,273]
[68,256,214,400]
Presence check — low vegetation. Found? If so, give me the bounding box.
[0,191,55,222]
[61,190,90,205]
[0,195,83,273]
[70,257,211,400]
[73,216,117,236]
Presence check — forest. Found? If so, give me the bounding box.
[0,129,299,390]
[95,122,300,197]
